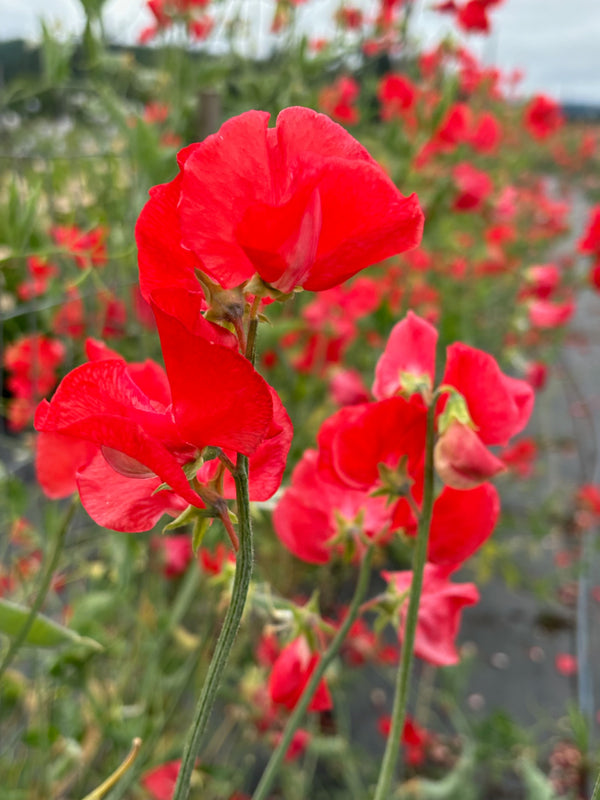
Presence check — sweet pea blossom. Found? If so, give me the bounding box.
[35,291,289,533]
[136,107,424,298]
[383,566,479,666]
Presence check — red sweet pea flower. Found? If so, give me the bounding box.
[524,95,564,141]
[52,225,107,269]
[383,565,479,666]
[278,728,311,761]
[136,107,423,297]
[329,368,370,406]
[318,76,361,125]
[4,334,66,431]
[500,438,537,478]
[17,256,58,301]
[468,112,501,154]
[442,342,533,446]
[434,421,505,489]
[452,162,493,212]
[372,311,437,400]
[555,653,577,677]
[141,759,181,800]
[377,74,418,121]
[378,715,431,766]
[426,483,500,566]
[578,206,600,255]
[289,276,381,374]
[335,6,363,29]
[317,397,428,492]
[524,263,561,299]
[457,0,490,32]
[524,361,548,391]
[156,534,194,577]
[528,297,575,329]
[273,449,392,564]
[268,636,332,712]
[35,293,278,532]
[374,312,533,446]
[196,382,293,503]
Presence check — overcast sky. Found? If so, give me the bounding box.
[1,0,599,104]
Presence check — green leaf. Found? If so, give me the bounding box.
[0,599,102,651]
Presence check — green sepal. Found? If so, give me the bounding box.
[192,517,211,554]
[436,387,475,435]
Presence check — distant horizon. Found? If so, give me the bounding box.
[1,0,599,105]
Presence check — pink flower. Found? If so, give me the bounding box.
[141,759,181,800]
[382,566,479,666]
[555,653,578,677]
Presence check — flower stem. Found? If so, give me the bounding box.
[172,453,254,800]
[372,400,437,800]
[592,768,600,800]
[0,496,77,681]
[251,545,375,800]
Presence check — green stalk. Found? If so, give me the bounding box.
[592,769,600,800]
[172,308,259,799]
[372,400,437,800]
[171,453,254,800]
[0,496,77,681]
[252,545,375,800]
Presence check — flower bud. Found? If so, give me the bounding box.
[434,421,506,490]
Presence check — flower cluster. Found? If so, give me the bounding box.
[138,0,214,43]
[36,108,424,547]
[275,311,533,665]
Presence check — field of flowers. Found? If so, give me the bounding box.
[2,1,600,798]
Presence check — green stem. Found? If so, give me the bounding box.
[252,545,375,800]
[171,302,260,799]
[372,400,437,800]
[592,769,600,800]
[0,496,77,681]
[172,454,253,800]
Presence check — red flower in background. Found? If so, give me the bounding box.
[268,636,332,712]
[525,95,564,141]
[335,6,363,29]
[378,74,418,121]
[4,334,65,431]
[500,438,537,478]
[156,534,194,577]
[136,107,423,298]
[528,297,575,329]
[17,256,58,301]
[468,112,501,154]
[578,206,600,256]
[52,225,107,269]
[452,163,493,212]
[457,0,490,32]
[329,368,370,406]
[142,759,181,800]
[378,715,431,766]
[318,76,360,125]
